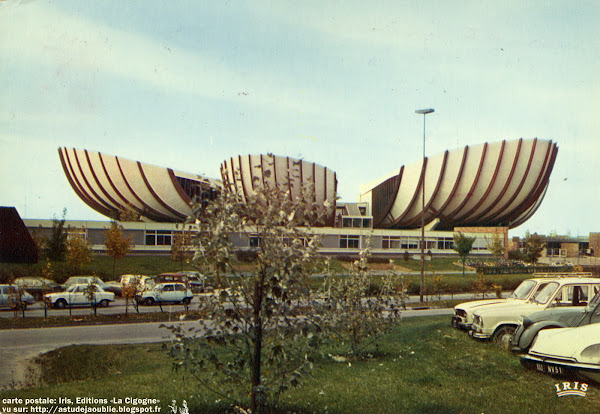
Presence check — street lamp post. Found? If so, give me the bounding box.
[415,108,434,303]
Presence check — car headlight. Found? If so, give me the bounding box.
[580,344,600,363]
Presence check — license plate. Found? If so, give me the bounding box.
[536,363,563,375]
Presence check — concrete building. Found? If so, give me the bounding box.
[13,137,568,259]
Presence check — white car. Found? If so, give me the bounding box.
[0,284,36,310]
[106,274,155,296]
[135,283,193,306]
[44,283,115,309]
[452,278,554,330]
[470,277,600,344]
[521,323,600,383]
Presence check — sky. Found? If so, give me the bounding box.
[1,0,598,237]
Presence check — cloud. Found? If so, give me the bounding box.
[0,1,349,120]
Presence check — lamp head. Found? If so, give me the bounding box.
[415,108,435,114]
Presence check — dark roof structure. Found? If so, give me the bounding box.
[0,207,38,263]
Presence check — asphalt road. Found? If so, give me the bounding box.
[0,307,453,389]
[0,291,490,318]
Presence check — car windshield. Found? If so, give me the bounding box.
[533,282,559,304]
[509,280,537,299]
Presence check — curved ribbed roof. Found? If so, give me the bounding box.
[366,138,558,230]
[220,154,337,226]
[58,148,220,222]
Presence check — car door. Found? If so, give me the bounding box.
[71,285,87,305]
[174,284,187,301]
[0,286,7,306]
[159,284,176,302]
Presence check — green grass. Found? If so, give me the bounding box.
[3,316,599,413]
[393,256,466,272]
[0,310,205,330]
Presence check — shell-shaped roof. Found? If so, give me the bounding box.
[58,148,220,222]
[220,154,337,226]
[366,138,558,230]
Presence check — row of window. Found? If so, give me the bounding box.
[145,230,489,251]
[340,217,372,229]
[381,236,454,250]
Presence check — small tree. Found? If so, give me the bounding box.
[83,282,98,316]
[523,232,546,265]
[453,232,476,277]
[317,243,400,356]
[46,209,68,261]
[104,221,134,276]
[472,269,492,299]
[122,278,141,315]
[7,279,26,318]
[165,174,330,413]
[171,229,194,270]
[430,271,447,301]
[487,233,505,261]
[66,234,93,273]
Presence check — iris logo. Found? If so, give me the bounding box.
[555,381,588,397]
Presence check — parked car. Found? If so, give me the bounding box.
[44,283,115,309]
[0,284,36,310]
[135,282,193,306]
[61,276,121,296]
[452,277,554,330]
[512,290,600,352]
[13,277,61,300]
[155,272,206,293]
[105,274,155,297]
[470,277,600,346]
[179,270,208,293]
[520,323,600,384]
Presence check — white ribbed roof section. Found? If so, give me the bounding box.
[58,148,221,222]
[220,154,337,227]
[366,138,558,230]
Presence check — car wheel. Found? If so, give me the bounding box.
[144,297,155,306]
[99,299,109,308]
[182,297,191,306]
[494,326,516,349]
[55,299,67,309]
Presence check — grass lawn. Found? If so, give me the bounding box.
[2,316,597,413]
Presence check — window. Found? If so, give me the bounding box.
[400,238,419,250]
[438,238,454,250]
[249,234,261,247]
[340,235,360,249]
[145,230,173,246]
[382,236,401,249]
[341,217,372,228]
